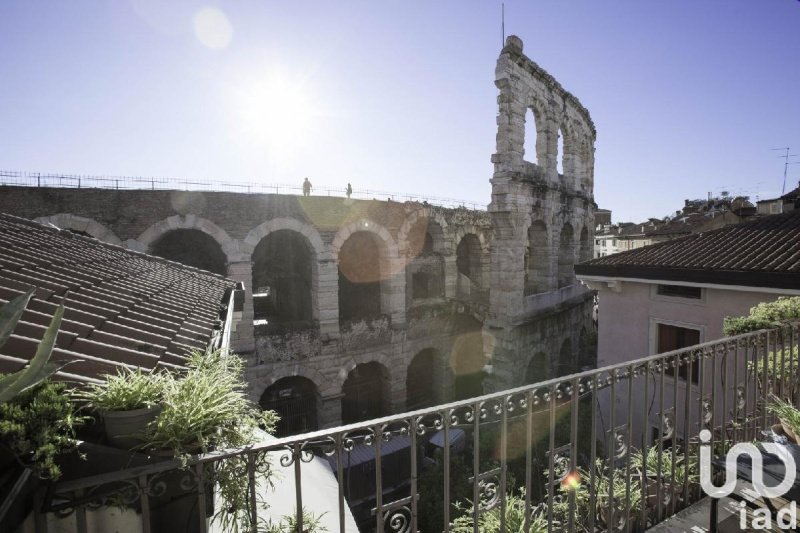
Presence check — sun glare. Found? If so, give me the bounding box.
[232,72,317,157]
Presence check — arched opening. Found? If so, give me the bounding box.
[557,223,574,289]
[456,234,483,301]
[260,376,319,437]
[558,338,575,376]
[451,330,486,400]
[338,231,386,322]
[525,221,549,295]
[407,219,445,304]
[342,362,390,424]
[149,229,227,276]
[524,107,539,165]
[525,352,549,385]
[251,230,314,330]
[407,349,436,410]
[579,227,590,263]
[557,127,565,175]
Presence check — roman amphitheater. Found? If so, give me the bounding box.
[0,36,597,435]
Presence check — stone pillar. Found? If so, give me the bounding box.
[319,393,343,429]
[443,255,457,299]
[317,258,340,337]
[387,257,406,327]
[227,259,255,354]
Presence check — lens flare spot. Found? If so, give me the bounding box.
[561,470,581,491]
[193,7,233,50]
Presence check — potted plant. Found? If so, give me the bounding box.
[138,349,278,532]
[767,395,800,444]
[75,368,166,449]
[0,379,85,479]
[632,444,697,511]
[450,488,548,533]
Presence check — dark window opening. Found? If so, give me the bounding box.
[150,229,227,276]
[342,362,388,424]
[260,377,319,437]
[252,230,313,330]
[339,232,383,321]
[657,285,702,299]
[658,323,701,384]
[407,349,436,410]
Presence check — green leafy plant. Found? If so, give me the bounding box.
[723,296,800,336]
[266,507,328,533]
[767,395,800,440]
[0,289,69,404]
[450,489,547,533]
[74,367,166,411]
[145,350,276,456]
[631,444,697,486]
[0,380,85,479]
[141,349,278,532]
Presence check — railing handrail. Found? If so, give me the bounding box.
[0,170,487,211]
[51,321,799,494]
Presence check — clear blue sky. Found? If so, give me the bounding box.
[1,1,798,222]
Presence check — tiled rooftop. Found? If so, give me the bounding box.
[576,209,800,289]
[0,213,235,383]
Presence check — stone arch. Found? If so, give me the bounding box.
[524,352,549,386]
[243,218,328,261]
[341,361,391,424]
[250,229,318,327]
[331,219,399,260]
[579,226,590,263]
[557,222,575,288]
[451,225,489,254]
[523,103,546,166]
[556,125,565,176]
[402,213,447,304]
[450,326,486,400]
[333,220,398,322]
[456,233,485,301]
[406,348,438,410]
[261,364,328,394]
[260,376,319,437]
[136,215,236,262]
[35,214,121,245]
[397,209,449,256]
[558,338,575,376]
[150,229,228,276]
[525,220,550,295]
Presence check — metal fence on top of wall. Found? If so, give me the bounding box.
[0,170,487,211]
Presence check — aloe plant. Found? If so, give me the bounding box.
[0,289,69,404]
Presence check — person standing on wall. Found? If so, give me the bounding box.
[302,177,312,197]
[346,182,352,198]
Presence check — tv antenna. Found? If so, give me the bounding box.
[772,147,799,195]
[501,3,505,47]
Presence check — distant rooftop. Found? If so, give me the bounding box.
[0,213,235,382]
[576,209,800,290]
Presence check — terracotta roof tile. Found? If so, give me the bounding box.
[576,210,800,290]
[0,213,235,382]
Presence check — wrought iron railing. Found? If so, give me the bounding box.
[40,322,800,532]
[0,170,487,211]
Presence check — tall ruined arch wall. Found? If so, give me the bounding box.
[489,35,596,320]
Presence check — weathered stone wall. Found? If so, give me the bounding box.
[486,35,597,384]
